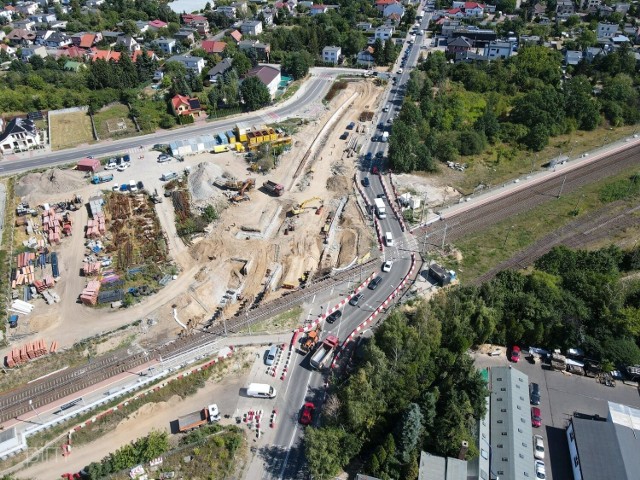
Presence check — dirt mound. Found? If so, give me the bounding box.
[16,168,86,200]
[326,175,349,193]
[337,229,357,266]
[188,162,226,205]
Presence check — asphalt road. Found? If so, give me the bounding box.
[0,67,366,176]
[254,10,432,479]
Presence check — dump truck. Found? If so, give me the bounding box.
[177,404,221,432]
[550,351,567,371]
[310,335,339,370]
[263,180,284,196]
[92,173,114,184]
[300,326,321,354]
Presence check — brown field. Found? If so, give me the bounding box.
[49,110,94,150]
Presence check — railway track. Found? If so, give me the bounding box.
[418,143,640,246]
[0,259,377,423]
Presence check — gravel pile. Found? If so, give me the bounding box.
[188,162,226,205]
[16,168,87,200]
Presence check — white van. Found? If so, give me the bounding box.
[385,232,394,246]
[161,172,178,182]
[246,383,277,399]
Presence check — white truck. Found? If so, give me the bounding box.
[374,198,387,219]
[382,131,389,142]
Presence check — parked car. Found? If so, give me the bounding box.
[157,154,171,163]
[533,434,545,460]
[534,460,546,479]
[510,346,521,362]
[340,132,349,140]
[326,310,342,324]
[137,181,144,190]
[299,402,315,425]
[346,121,356,130]
[376,151,384,159]
[365,152,373,162]
[117,163,129,172]
[104,162,117,170]
[531,407,542,428]
[362,177,370,187]
[530,383,541,405]
[382,261,393,272]
[349,293,363,306]
[372,166,379,175]
[265,345,278,366]
[368,276,382,290]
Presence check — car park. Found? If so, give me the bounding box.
[534,460,546,479]
[533,434,545,460]
[531,407,541,427]
[349,293,363,306]
[326,310,342,324]
[340,132,349,140]
[510,345,521,362]
[368,276,382,290]
[362,177,370,187]
[300,402,315,425]
[530,382,541,405]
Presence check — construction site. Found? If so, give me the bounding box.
[0,79,383,361]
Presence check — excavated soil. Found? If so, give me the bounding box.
[16,168,87,201]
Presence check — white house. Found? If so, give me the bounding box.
[483,40,514,59]
[374,25,394,41]
[452,1,485,17]
[167,55,206,74]
[245,64,281,98]
[322,45,341,64]
[310,4,329,15]
[153,38,176,55]
[116,35,140,52]
[240,20,263,36]
[16,2,39,15]
[216,5,237,17]
[21,45,47,61]
[0,118,42,154]
[597,22,619,39]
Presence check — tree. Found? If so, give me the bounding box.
[373,38,384,65]
[305,427,361,480]
[524,124,549,151]
[121,19,139,36]
[395,403,424,464]
[283,51,313,80]
[383,39,396,65]
[343,30,367,57]
[458,130,486,156]
[240,76,270,110]
[232,52,252,76]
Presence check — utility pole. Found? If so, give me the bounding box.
[557,175,567,199]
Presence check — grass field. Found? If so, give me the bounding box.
[454,165,640,282]
[93,103,139,140]
[49,110,94,150]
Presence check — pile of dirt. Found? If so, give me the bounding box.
[337,229,357,266]
[188,162,226,205]
[326,175,349,193]
[16,169,86,200]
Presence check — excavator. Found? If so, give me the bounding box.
[300,325,322,354]
[231,178,255,203]
[289,197,323,216]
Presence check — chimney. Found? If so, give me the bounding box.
[458,440,469,460]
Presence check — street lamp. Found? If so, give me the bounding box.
[29,399,44,425]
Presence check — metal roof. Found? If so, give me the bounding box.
[571,415,627,479]
[489,366,534,480]
[418,452,467,480]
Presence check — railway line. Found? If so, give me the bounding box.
[0,259,377,423]
[418,142,640,246]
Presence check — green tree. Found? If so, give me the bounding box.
[383,39,397,65]
[524,124,549,151]
[283,51,313,79]
[305,427,361,480]
[373,38,384,65]
[240,76,270,110]
[395,403,424,463]
[458,130,486,156]
[232,52,252,76]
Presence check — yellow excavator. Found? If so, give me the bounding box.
[290,197,323,216]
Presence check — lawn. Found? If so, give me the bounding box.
[239,305,304,334]
[454,165,640,282]
[49,110,94,150]
[93,103,139,141]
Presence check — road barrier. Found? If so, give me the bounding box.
[331,254,417,370]
[381,173,406,232]
[270,409,277,428]
[280,344,292,381]
[373,216,384,251]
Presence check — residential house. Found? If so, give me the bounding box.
[375,0,397,13]
[7,29,36,46]
[167,55,206,74]
[519,34,541,45]
[585,46,605,62]
[148,19,168,30]
[29,13,57,23]
[0,8,14,22]
[90,49,122,62]
[182,14,210,35]
[16,2,39,15]
[597,4,613,16]
[597,22,619,39]
[20,45,47,61]
[76,33,99,49]
[322,45,341,64]
[85,0,104,6]
[454,50,490,63]
[446,35,472,54]
[564,49,583,65]
[451,27,496,47]
[230,30,243,43]
[0,118,42,154]
[134,20,149,33]
[581,0,601,11]
[374,25,394,41]
[244,64,281,98]
[201,40,227,54]
[34,30,54,45]
[274,1,295,14]
[116,35,140,52]
[238,39,271,60]
[101,31,123,43]
[357,21,373,30]
[174,30,196,44]
[531,2,547,16]
[0,44,17,57]
[484,40,514,59]
[445,8,466,18]
[611,34,630,44]
[131,49,158,63]
[450,1,485,16]
[44,32,71,48]
[260,8,275,25]
[441,20,462,38]
[240,20,263,36]
[153,37,176,55]
[58,45,86,59]
[310,4,329,15]
[170,94,203,118]
[614,3,630,13]
[216,5,237,18]
[13,19,37,31]
[357,46,375,64]
[556,0,575,17]
[232,1,249,14]
[383,2,405,18]
[207,57,233,82]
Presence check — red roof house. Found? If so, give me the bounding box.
[170,94,203,118]
[79,33,95,49]
[230,30,243,43]
[201,40,227,54]
[148,19,168,29]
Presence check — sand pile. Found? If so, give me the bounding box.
[188,162,226,205]
[16,168,87,200]
[327,175,349,193]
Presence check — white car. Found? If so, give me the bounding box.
[382,261,393,272]
[117,163,129,172]
[112,183,119,191]
[535,460,546,480]
[533,434,545,460]
[104,163,117,170]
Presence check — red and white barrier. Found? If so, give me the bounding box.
[270,409,277,428]
[373,216,384,251]
[381,173,406,232]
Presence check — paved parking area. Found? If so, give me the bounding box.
[474,350,640,480]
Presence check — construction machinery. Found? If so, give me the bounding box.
[150,189,163,204]
[230,178,255,203]
[290,197,323,216]
[263,180,284,196]
[300,325,321,354]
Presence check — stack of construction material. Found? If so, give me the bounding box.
[80,280,101,305]
[85,212,106,239]
[10,299,34,315]
[62,215,72,236]
[83,262,101,276]
[50,341,58,353]
[11,266,35,288]
[4,339,49,368]
[16,252,36,268]
[51,252,60,278]
[42,290,61,305]
[33,275,55,292]
[42,208,63,244]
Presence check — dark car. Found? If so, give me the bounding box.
[346,121,356,130]
[377,193,387,199]
[349,293,363,306]
[362,177,370,187]
[137,181,144,190]
[530,383,541,405]
[326,310,342,324]
[368,276,382,290]
[378,122,385,129]
[340,132,349,140]
[376,151,384,159]
[364,152,373,162]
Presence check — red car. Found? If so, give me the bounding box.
[510,346,521,363]
[372,166,379,175]
[531,407,542,428]
[300,402,315,425]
